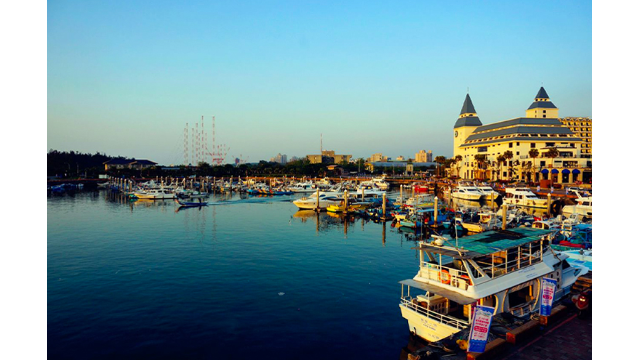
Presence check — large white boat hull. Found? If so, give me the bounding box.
[503,198,547,208]
[399,304,464,342]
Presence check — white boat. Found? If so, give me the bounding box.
[504,187,548,208]
[133,188,175,199]
[562,190,592,218]
[402,194,435,208]
[451,185,483,201]
[559,249,592,271]
[455,211,502,233]
[288,181,317,193]
[399,228,588,342]
[292,192,342,210]
[372,176,390,190]
[476,185,500,200]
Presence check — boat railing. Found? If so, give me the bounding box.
[474,245,545,279]
[419,263,472,290]
[400,297,469,330]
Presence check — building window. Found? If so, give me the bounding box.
[543,110,547,113]
[531,143,535,148]
[509,142,513,148]
[517,142,520,146]
[543,115,546,118]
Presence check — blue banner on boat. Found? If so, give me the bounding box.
[467,305,495,353]
[540,277,557,316]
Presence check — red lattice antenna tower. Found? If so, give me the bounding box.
[191,126,196,165]
[201,116,208,165]
[209,116,230,165]
[184,122,189,165]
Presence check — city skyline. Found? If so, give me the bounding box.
[48,1,592,165]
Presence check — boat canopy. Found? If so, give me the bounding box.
[417,228,553,259]
[399,279,476,305]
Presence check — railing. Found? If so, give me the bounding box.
[419,263,472,290]
[475,247,544,279]
[400,297,469,330]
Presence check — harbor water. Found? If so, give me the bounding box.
[48,190,424,359]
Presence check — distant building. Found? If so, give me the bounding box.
[427,150,433,162]
[415,150,427,162]
[370,153,386,162]
[560,117,592,158]
[103,159,157,171]
[270,153,288,165]
[307,150,352,164]
[396,155,405,161]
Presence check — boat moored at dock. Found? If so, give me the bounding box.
[398,228,588,343]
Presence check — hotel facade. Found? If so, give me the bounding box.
[451,87,592,184]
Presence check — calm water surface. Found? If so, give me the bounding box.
[48,191,426,359]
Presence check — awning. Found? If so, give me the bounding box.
[572,169,580,174]
[541,169,549,174]
[562,169,570,174]
[399,279,477,305]
[551,169,559,174]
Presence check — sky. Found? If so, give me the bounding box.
[47,0,592,165]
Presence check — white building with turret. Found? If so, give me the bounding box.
[452,87,591,184]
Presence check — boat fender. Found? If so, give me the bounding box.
[573,290,591,311]
[551,200,564,216]
[438,269,451,285]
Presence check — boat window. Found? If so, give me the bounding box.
[508,285,533,308]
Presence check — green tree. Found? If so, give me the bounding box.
[454,155,463,178]
[474,154,486,180]
[545,147,560,187]
[496,155,506,181]
[434,156,446,177]
[503,150,514,180]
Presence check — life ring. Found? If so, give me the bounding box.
[438,269,451,284]
[460,274,472,286]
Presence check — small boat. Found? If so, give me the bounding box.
[174,199,209,207]
[133,188,175,200]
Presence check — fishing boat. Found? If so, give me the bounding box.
[503,187,547,208]
[398,228,588,342]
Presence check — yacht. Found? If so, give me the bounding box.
[562,190,592,219]
[476,185,500,200]
[399,228,588,342]
[451,185,483,201]
[503,187,548,208]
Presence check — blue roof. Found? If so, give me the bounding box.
[460,94,477,115]
[527,101,557,110]
[535,87,550,99]
[454,116,483,129]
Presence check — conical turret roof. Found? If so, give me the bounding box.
[535,87,549,99]
[528,86,557,110]
[455,94,482,129]
[460,94,477,115]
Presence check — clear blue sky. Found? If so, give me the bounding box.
[48,0,592,165]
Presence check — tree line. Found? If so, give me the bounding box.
[47,150,436,179]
